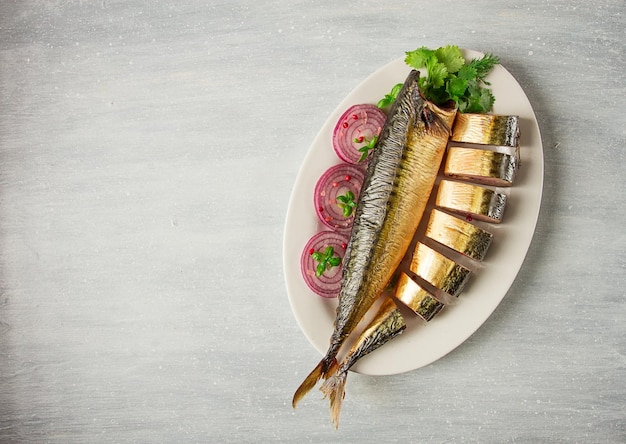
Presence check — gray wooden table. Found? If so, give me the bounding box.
[1,1,624,443]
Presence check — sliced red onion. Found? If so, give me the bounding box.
[300,231,349,298]
[314,163,365,232]
[332,104,387,164]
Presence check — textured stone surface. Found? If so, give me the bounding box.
[1,1,624,442]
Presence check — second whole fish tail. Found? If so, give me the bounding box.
[319,299,407,428]
[292,355,339,408]
[319,369,348,429]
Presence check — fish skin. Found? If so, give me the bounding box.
[293,70,457,408]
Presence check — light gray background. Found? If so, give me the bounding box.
[1,1,624,443]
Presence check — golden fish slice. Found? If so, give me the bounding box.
[451,113,520,147]
[393,271,443,321]
[425,209,493,261]
[435,180,507,224]
[408,242,471,298]
[444,146,518,187]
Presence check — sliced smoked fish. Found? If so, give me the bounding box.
[425,209,493,261]
[408,242,471,298]
[444,146,518,187]
[451,113,520,147]
[393,271,444,321]
[435,180,507,224]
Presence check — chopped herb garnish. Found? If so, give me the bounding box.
[404,45,499,113]
[311,246,342,277]
[377,83,403,109]
[336,190,357,217]
[355,135,379,162]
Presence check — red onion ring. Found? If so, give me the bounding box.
[314,163,365,232]
[332,104,387,164]
[300,231,349,298]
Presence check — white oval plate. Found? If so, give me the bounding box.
[283,49,544,376]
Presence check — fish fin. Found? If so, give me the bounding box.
[422,105,450,137]
[292,357,338,408]
[320,370,348,429]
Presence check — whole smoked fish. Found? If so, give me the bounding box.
[292,70,457,408]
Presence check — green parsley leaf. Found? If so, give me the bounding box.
[357,135,378,162]
[447,77,468,97]
[377,96,392,109]
[458,80,496,113]
[390,83,403,96]
[478,88,495,112]
[315,262,326,277]
[404,47,435,70]
[311,252,323,262]
[328,256,341,267]
[434,45,465,74]
[424,58,448,88]
[457,64,477,80]
[423,85,449,105]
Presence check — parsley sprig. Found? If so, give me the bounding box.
[404,45,499,113]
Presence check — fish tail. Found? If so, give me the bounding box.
[292,357,338,408]
[320,370,348,429]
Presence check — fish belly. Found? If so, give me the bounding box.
[345,297,406,367]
